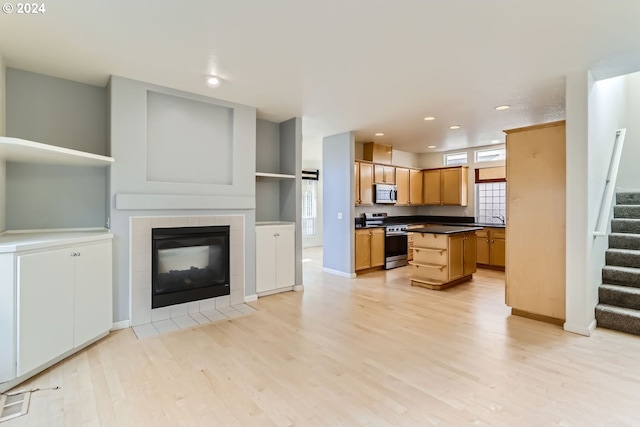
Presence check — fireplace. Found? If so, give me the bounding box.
[151,225,230,309]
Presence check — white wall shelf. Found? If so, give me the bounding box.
[0,137,114,167]
[255,172,296,180]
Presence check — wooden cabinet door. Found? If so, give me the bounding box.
[374,164,396,184]
[355,229,372,271]
[256,227,277,292]
[463,234,477,276]
[74,241,112,347]
[370,229,386,267]
[275,226,295,289]
[354,162,360,204]
[476,233,490,265]
[409,169,423,205]
[490,238,506,267]
[395,167,409,205]
[441,168,461,205]
[423,169,441,205]
[448,235,464,281]
[359,163,374,205]
[17,248,74,376]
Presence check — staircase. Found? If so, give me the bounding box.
[596,192,640,335]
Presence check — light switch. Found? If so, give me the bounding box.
[337,212,343,219]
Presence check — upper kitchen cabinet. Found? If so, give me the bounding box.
[504,120,565,325]
[363,142,392,164]
[355,161,374,206]
[396,167,423,206]
[374,164,396,184]
[423,166,468,206]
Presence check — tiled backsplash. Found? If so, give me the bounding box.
[477,182,506,224]
[129,215,245,327]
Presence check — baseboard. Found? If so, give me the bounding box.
[112,320,131,330]
[564,319,597,337]
[322,267,356,278]
[244,294,258,302]
[511,308,565,326]
[293,285,304,291]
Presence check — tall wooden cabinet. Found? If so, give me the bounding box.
[505,121,566,324]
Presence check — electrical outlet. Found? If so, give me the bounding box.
[337,212,343,219]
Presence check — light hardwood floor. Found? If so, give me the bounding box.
[5,247,640,426]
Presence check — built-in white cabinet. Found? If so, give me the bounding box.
[0,231,113,391]
[256,223,295,295]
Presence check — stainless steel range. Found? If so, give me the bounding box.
[363,213,408,269]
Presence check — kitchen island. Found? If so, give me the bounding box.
[408,226,481,290]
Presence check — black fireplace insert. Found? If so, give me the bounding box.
[151,225,230,309]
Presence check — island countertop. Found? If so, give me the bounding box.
[408,225,483,235]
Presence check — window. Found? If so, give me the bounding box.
[476,182,506,224]
[443,152,468,166]
[302,179,317,237]
[475,148,506,163]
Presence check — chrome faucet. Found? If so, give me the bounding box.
[492,214,505,225]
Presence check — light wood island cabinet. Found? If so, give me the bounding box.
[505,120,565,325]
[355,228,385,272]
[408,226,480,290]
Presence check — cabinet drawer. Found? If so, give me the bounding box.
[413,246,447,265]
[490,228,506,239]
[412,232,448,249]
[409,263,448,282]
[476,228,489,238]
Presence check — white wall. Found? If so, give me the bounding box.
[417,144,506,218]
[0,55,5,231]
[0,54,5,136]
[617,71,640,191]
[565,71,630,336]
[302,158,323,248]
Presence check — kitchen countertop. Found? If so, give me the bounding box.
[408,225,483,235]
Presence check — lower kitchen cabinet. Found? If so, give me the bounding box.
[476,227,506,269]
[355,228,385,271]
[256,223,295,294]
[0,233,113,391]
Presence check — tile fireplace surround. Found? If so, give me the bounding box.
[130,215,245,327]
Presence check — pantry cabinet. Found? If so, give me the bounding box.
[256,223,295,294]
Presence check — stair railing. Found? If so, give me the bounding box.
[593,128,626,238]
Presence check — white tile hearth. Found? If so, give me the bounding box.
[129,214,246,328]
[131,304,257,339]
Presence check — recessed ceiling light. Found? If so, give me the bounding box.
[375,132,384,136]
[424,116,436,121]
[428,145,436,149]
[491,139,501,144]
[495,105,510,111]
[206,75,222,87]
[449,125,461,130]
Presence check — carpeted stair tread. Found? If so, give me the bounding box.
[605,248,640,268]
[609,233,640,250]
[595,304,640,336]
[611,218,640,234]
[602,265,640,288]
[599,284,640,310]
[614,205,640,219]
[616,192,640,205]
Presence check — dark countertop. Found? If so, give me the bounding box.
[408,225,483,235]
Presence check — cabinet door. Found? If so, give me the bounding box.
[490,238,506,267]
[370,229,386,268]
[355,230,372,271]
[374,164,385,184]
[476,234,490,265]
[423,169,441,205]
[409,169,423,205]
[448,235,464,281]
[275,226,295,289]
[74,241,113,347]
[354,162,360,204]
[395,167,410,205]
[441,168,462,205]
[17,248,74,376]
[463,234,477,276]
[256,228,277,292]
[384,166,396,184]
[359,163,374,205]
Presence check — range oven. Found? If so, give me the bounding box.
[362,213,408,269]
[384,224,408,269]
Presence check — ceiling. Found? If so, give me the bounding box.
[1,1,640,162]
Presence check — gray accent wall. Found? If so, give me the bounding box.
[4,68,109,230]
[256,119,281,221]
[322,131,355,275]
[109,76,257,322]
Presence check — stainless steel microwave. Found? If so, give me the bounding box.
[374,183,397,204]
